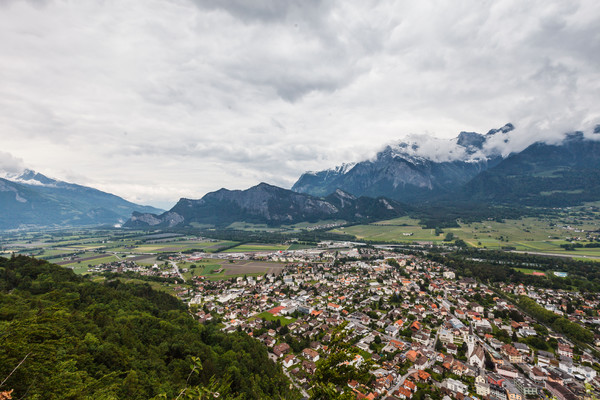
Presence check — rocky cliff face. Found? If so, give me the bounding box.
[125,183,409,228]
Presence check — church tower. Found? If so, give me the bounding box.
[467,325,476,357]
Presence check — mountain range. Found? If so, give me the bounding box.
[293,125,600,208]
[0,170,163,230]
[126,124,600,229]
[292,124,514,202]
[3,123,600,230]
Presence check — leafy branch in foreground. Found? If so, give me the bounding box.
[154,357,241,400]
[311,322,373,400]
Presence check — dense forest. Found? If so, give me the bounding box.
[0,256,297,399]
[412,203,537,228]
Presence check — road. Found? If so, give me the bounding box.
[170,260,186,282]
[388,368,416,395]
[386,330,438,396]
[268,353,309,398]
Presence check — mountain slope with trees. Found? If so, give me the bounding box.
[458,132,600,206]
[0,255,297,400]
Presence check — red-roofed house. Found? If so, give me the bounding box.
[395,387,413,399]
[268,306,285,316]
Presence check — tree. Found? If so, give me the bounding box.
[311,323,373,399]
[435,340,443,352]
[484,351,495,370]
[459,342,468,359]
[0,256,299,400]
[509,309,524,323]
[454,239,468,248]
[310,383,354,400]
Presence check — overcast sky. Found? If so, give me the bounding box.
[1,0,599,209]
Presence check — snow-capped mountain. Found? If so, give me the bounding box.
[292,124,515,202]
[2,169,66,187]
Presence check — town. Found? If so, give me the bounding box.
[96,245,600,400]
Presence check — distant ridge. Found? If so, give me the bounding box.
[5,123,600,231]
[125,183,409,228]
[0,170,163,230]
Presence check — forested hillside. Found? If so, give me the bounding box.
[0,256,297,400]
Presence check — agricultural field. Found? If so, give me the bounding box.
[56,253,118,266]
[112,239,224,254]
[331,217,441,243]
[133,255,160,266]
[0,230,234,268]
[287,243,317,251]
[0,229,294,286]
[203,240,240,252]
[330,205,600,259]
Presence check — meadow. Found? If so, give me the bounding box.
[330,205,600,259]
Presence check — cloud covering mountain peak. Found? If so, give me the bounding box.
[378,122,600,164]
[380,123,515,163]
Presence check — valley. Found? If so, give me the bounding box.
[2,126,600,400]
[2,203,600,398]
[3,3,600,398]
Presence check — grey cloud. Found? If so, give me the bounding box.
[0,0,599,207]
[0,151,25,175]
[188,0,390,101]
